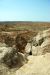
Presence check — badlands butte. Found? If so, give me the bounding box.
[0,21,50,75]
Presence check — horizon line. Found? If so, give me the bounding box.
[0,21,50,23]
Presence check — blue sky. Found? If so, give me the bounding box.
[0,0,50,22]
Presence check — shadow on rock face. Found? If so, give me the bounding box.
[32,37,44,47]
[1,48,28,69]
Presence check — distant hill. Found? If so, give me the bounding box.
[0,21,50,31]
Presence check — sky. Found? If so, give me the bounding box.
[0,0,50,22]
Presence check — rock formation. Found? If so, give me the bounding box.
[25,28,50,55]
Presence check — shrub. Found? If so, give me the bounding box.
[16,35,27,53]
[2,48,27,68]
[5,35,14,47]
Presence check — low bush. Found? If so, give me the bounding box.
[16,35,27,53]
